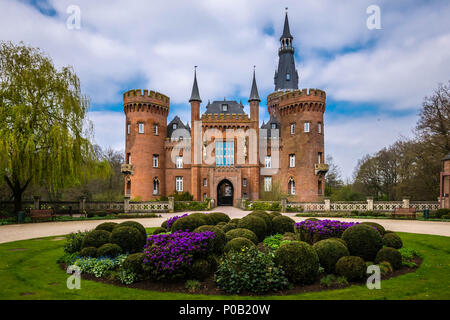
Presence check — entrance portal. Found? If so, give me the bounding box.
[217,179,234,206]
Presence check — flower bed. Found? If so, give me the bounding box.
[295,219,359,243]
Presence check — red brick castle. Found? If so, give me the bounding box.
[122,12,329,205]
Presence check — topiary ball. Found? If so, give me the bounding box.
[361,222,386,235]
[378,261,393,276]
[221,223,238,233]
[189,259,211,280]
[171,215,206,232]
[161,220,168,229]
[274,241,320,285]
[116,221,147,238]
[375,247,402,270]
[189,212,212,225]
[237,215,267,241]
[305,218,319,222]
[207,212,231,225]
[97,243,122,258]
[342,224,383,261]
[95,222,118,232]
[335,256,366,281]
[122,252,145,275]
[110,226,146,253]
[79,246,98,257]
[152,227,168,235]
[272,216,295,235]
[193,225,227,254]
[225,228,259,245]
[283,232,297,241]
[313,239,350,273]
[382,233,403,249]
[216,222,227,228]
[81,230,111,248]
[248,212,273,234]
[328,237,347,247]
[224,237,255,253]
[230,218,240,224]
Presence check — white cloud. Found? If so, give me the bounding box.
[88,111,125,152]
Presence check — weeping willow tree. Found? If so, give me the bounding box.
[0,41,110,215]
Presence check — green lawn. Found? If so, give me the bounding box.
[0,229,449,300]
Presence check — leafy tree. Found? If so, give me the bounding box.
[0,41,109,214]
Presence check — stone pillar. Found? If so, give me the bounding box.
[124,196,131,213]
[33,196,40,210]
[79,196,86,213]
[366,197,374,211]
[324,197,331,211]
[210,198,216,209]
[402,196,410,209]
[281,198,287,213]
[168,197,174,213]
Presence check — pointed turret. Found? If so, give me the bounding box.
[280,11,293,40]
[249,67,261,102]
[189,67,201,102]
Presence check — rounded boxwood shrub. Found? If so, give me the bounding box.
[237,215,267,241]
[152,227,168,235]
[216,222,227,228]
[97,243,122,258]
[335,256,366,281]
[375,247,402,270]
[95,222,118,232]
[207,212,230,225]
[378,261,393,275]
[171,215,205,232]
[110,226,146,253]
[189,212,212,225]
[221,223,238,233]
[274,241,320,284]
[122,252,145,275]
[313,239,350,273]
[272,216,295,235]
[248,212,273,234]
[283,232,297,241]
[161,220,168,229]
[116,221,147,238]
[193,225,226,253]
[224,237,255,253]
[81,230,111,249]
[342,224,383,261]
[328,237,347,247]
[305,218,319,222]
[230,218,240,224]
[79,246,98,257]
[189,259,211,280]
[382,233,403,249]
[267,211,282,219]
[225,228,258,244]
[361,222,386,235]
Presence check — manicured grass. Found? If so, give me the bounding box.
[0,230,449,300]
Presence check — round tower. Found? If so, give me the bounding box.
[268,88,327,202]
[123,89,169,200]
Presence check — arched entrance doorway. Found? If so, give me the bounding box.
[217,179,234,206]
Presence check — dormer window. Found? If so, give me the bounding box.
[271,123,277,129]
[222,104,228,112]
[173,123,177,130]
[286,73,291,81]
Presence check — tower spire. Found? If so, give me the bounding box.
[249,66,260,102]
[274,10,299,91]
[189,66,201,102]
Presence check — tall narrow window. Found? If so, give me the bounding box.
[126,153,131,164]
[126,181,131,195]
[264,177,272,192]
[153,124,159,135]
[289,154,295,168]
[318,180,323,195]
[318,152,322,164]
[153,155,159,168]
[290,123,295,134]
[176,156,183,169]
[173,123,177,130]
[153,179,159,195]
[243,178,247,187]
[216,141,234,167]
[265,156,272,168]
[290,180,295,195]
[127,124,131,135]
[286,73,291,81]
[176,177,183,192]
[203,179,207,187]
[304,122,310,133]
[138,123,144,134]
[318,122,322,134]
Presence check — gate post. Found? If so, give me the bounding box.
[33,196,40,210]
[367,197,374,211]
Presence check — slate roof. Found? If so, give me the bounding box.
[204,100,246,115]
[167,116,190,138]
[261,115,281,138]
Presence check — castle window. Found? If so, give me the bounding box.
[153,155,159,168]
[286,73,291,81]
[173,123,177,130]
[126,153,131,164]
[318,152,323,164]
[203,193,207,201]
[126,180,131,195]
[222,104,228,112]
[243,178,247,187]
[203,178,207,187]
[243,193,247,199]
[216,141,234,167]
[127,124,131,135]
[176,156,183,169]
[318,122,322,134]
[289,180,295,195]
[153,124,159,135]
[290,123,295,134]
[318,180,323,195]
[138,123,144,134]
[271,123,277,129]
[153,179,159,195]
[304,122,310,133]
[265,156,272,168]
[176,177,183,192]
[264,177,272,192]
[289,154,295,167]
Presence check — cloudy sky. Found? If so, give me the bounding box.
[1,0,449,179]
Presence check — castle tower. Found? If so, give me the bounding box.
[249,68,261,200]
[267,11,328,202]
[189,68,202,201]
[123,89,170,200]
